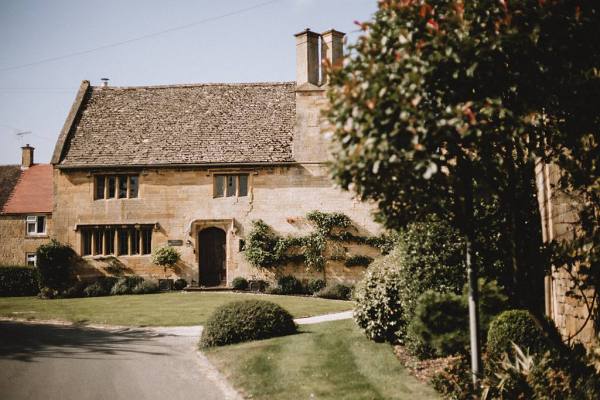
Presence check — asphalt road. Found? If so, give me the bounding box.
[0,321,240,400]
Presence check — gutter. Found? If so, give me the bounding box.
[55,161,326,171]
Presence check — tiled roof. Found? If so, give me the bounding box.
[0,165,22,210]
[2,164,53,214]
[57,82,297,167]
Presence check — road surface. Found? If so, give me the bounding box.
[0,321,240,400]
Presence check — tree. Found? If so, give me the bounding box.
[327,0,600,385]
[152,246,181,276]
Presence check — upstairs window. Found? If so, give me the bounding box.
[26,215,46,235]
[95,175,139,199]
[214,174,249,198]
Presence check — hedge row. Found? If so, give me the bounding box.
[0,266,39,296]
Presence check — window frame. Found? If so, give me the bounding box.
[26,215,46,236]
[94,174,140,200]
[213,174,250,199]
[26,252,37,267]
[80,225,153,257]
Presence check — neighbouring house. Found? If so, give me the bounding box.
[536,161,598,348]
[51,29,381,286]
[0,145,53,267]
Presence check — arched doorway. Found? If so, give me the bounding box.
[198,227,226,287]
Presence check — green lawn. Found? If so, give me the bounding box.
[205,319,439,400]
[0,292,352,326]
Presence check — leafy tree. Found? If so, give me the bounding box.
[327,0,600,382]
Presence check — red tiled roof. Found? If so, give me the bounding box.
[2,164,53,214]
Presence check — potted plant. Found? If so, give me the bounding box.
[152,246,181,289]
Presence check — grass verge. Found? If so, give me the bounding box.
[0,292,351,326]
[204,319,440,400]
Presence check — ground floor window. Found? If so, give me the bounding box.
[26,253,36,267]
[80,225,153,256]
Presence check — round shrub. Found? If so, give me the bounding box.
[277,275,303,295]
[132,280,159,294]
[173,278,188,290]
[83,281,110,297]
[487,310,550,360]
[306,278,326,294]
[354,218,465,343]
[231,277,249,291]
[110,276,144,295]
[316,283,352,300]
[200,300,297,347]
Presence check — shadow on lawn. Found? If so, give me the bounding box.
[0,321,172,362]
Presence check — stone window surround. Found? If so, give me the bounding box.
[207,169,257,200]
[93,173,140,200]
[25,214,48,237]
[75,223,158,258]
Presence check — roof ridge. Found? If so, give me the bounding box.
[90,81,296,90]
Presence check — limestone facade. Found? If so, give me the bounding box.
[52,164,379,285]
[0,215,52,266]
[51,28,381,286]
[536,161,597,347]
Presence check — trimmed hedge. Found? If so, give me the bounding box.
[200,300,297,347]
[0,266,39,296]
[173,278,188,290]
[315,283,353,300]
[277,275,303,295]
[487,310,550,360]
[231,277,249,291]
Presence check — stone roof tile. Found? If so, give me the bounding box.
[59,82,296,166]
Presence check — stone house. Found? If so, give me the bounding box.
[536,161,598,348]
[51,29,380,287]
[0,145,53,267]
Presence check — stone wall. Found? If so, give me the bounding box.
[53,163,380,285]
[536,161,597,347]
[0,214,52,265]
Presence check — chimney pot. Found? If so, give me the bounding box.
[321,29,345,85]
[295,29,320,87]
[21,144,34,170]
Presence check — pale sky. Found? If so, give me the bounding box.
[0,0,377,165]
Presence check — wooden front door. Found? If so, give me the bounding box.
[198,227,226,287]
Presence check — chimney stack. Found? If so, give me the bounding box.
[295,29,320,87]
[321,29,345,85]
[21,144,34,170]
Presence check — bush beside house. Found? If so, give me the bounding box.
[0,266,39,296]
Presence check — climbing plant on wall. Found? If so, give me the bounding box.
[244,211,394,271]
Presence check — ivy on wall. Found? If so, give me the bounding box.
[244,211,395,271]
